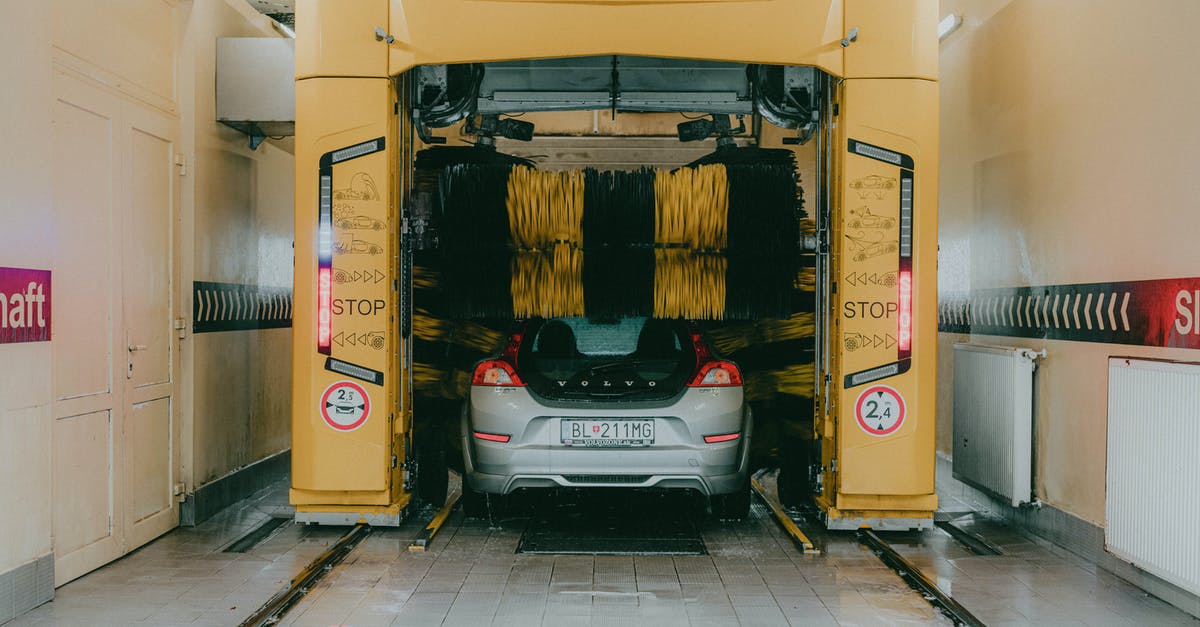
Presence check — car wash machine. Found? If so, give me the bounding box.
[291,0,939,531]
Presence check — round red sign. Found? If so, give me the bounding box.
[854,385,906,437]
[320,380,371,432]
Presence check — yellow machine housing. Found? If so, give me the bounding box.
[292,0,939,529]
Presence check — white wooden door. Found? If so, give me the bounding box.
[51,72,127,586]
[51,70,180,585]
[122,102,180,550]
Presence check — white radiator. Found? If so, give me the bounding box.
[952,344,1040,506]
[1106,358,1200,597]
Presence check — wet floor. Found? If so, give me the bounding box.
[10,472,1199,626]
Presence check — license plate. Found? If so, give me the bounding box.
[560,419,655,447]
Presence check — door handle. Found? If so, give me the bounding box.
[128,344,148,352]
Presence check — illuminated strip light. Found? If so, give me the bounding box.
[331,138,385,164]
[853,142,903,166]
[899,177,913,257]
[317,174,334,354]
[897,170,912,357]
[849,363,901,387]
[898,171,914,357]
[898,270,913,353]
[315,137,386,357]
[324,357,385,386]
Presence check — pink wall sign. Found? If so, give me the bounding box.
[0,267,52,344]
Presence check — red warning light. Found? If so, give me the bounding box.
[318,266,332,354]
[898,270,912,353]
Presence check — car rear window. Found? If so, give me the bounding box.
[519,317,694,400]
[539,317,681,356]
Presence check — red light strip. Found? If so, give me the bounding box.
[703,432,740,444]
[317,266,332,354]
[898,270,912,353]
[473,431,511,443]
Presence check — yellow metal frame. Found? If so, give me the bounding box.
[293,0,939,528]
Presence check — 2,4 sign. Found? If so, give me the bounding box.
[854,385,906,436]
[320,380,371,431]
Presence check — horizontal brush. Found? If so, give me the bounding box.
[412,362,470,400]
[705,312,816,354]
[743,363,817,401]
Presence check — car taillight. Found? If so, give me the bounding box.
[703,432,740,444]
[472,359,526,386]
[898,269,912,354]
[473,431,511,443]
[689,361,742,387]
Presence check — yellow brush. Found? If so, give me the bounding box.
[413,265,440,290]
[506,167,584,251]
[654,165,728,250]
[511,248,584,318]
[706,312,816,354]
[743,363,817,401]
[653,249,726,319]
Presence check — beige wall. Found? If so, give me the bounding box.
[0,1,55,577]
[179,0,294,485]
[0,0,294,579]
[938,0,1200,524]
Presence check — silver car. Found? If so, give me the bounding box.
[460,317,752,519]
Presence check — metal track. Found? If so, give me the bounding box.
[935,520,1003,556]
[858,529,985,627]
[409,490,461,552]
[239,523,371,627]
[750,475,815,553]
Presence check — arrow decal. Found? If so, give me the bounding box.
[938,277,1197,350]
[192,281,294,333]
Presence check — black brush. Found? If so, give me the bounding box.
[583,247,654,319]
[724,252,796,320]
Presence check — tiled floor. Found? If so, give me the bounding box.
[10,472,1200,626]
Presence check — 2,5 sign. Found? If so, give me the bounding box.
[320,380,371,432]
[854,385,906,436]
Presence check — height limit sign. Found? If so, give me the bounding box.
[320,380,371,432]
[854,385,906,436]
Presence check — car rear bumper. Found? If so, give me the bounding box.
[461,391,752,497]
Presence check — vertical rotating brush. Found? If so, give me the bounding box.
[686,147,800,319]
[411,148,532,493]
[684,147,814,500]
[505,167,586,318]
[582,168,655,318]
[438,162,517,318]
[650,164,730,319]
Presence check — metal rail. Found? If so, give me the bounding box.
[409,490,461,552]
[750,475,815,553]
[935,520,1003,556]
[239,523,371,627]
[858,529,986,627]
